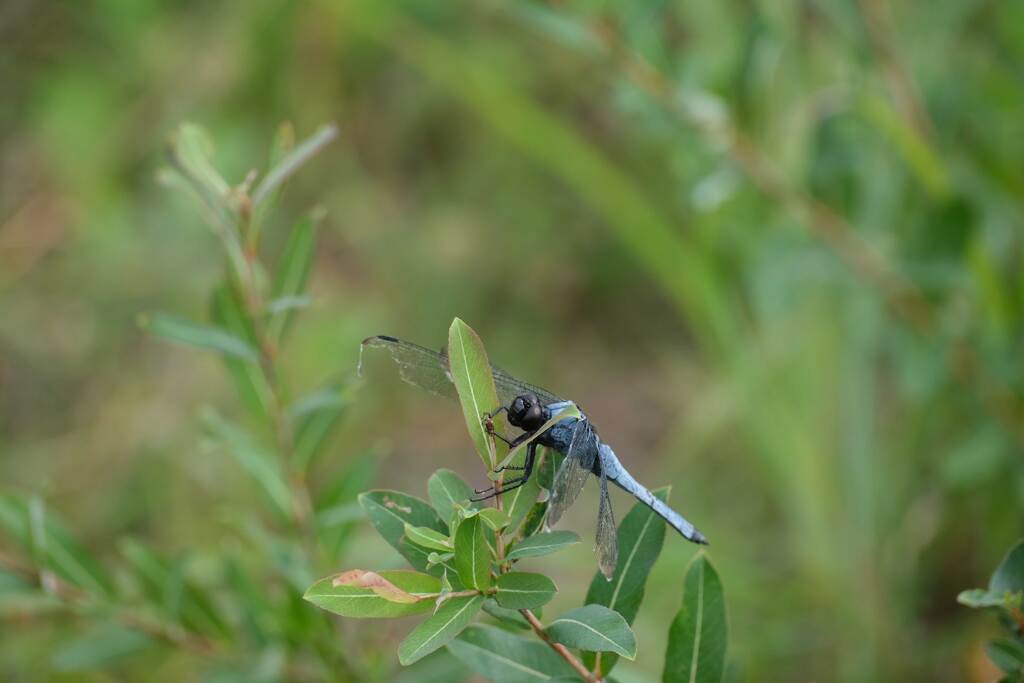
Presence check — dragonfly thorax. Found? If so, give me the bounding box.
[506,392,546,431]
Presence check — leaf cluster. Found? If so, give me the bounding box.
[960,539,1024,681]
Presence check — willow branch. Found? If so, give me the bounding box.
[520,608,601,683]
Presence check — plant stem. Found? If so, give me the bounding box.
[520,608,601,683]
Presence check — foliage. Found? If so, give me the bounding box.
[306,318,729,681]
[960,539,1024,680]
[3,0,1024,680]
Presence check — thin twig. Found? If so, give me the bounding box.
[521,608,601,683]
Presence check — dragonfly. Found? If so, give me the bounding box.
[360,335,708,579]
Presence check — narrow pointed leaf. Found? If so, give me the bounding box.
[398,594,485,665]
[141,313,260,362]
[252,124,339,206]
[267,215,317,344]
[454,515,491,591]
[494,572,556,610]
[507,531,580,561]
[447,318,503,467]
[584,489,670,675]
[428,469,476,525]
[290,383,349,471]
[663,554,727,683]
[405,524,453,552]
[50,624,152,672]
[210,284,273,419]
[305,570,440,618]
[447,624,577,682]
[546,605,636,659]
[202,411,292,519]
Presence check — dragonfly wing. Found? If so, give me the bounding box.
[360,336,458,399]
[595,469,618,580]
[361,335,563,408]
[488,364,563,408]
[547,420,597,526]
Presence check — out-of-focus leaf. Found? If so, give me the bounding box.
[663,554,727,683]
[202,410,292,519]
[405,523,453,551]
[141,313,260,362]
[305,573,413,620]
[482,600,531,630]
[545,605,636,659]
[427,469,476,526]
[507,531,580,561]
[252,124,339,206]
[447,318,503,467]
[447,624,577,682]
[118,538,229,638]
[454,515,491,591]
[210,283,273,419]
[0,494,112,597]
[290,382,349,470]
[957,588,1007,608]
[398,594,485,665]
[359,490,448,571]
[990,538,1024,595]
[986,639,1024,674]
[494,572,556,610]
[50,624,152,672]
[267,215,317,345]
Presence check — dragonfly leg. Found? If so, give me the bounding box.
[471,444,538,501]
[490,431,535,472]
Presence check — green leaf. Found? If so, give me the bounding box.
[50,624,152,672]
[290,383,351,472]
[476,508,509,531]
[210,283,273,419]
[503,451,544,533]
[957,588,1007,608]
[494,572,556,610]
[447,318,503,467]
[359,491,447,572]
[586,488,670,673]
[507,531,580,561]
[546,605,636,659]
[202,410,292,519]
[482,600,532,630]
[447,624,577,682]
[252,124,339,206]
[398,594,485,665]
[267,215,317,344]
[0,495,111,597]
[986,638,1024,674]
[990,539,1024,595]
[428,469,476,526]
[405,524,454,552]
[304,570,440,618]
[520,502,548,539]
[663,554,727,683]
[141,313,260,362]
[454,515,491,591]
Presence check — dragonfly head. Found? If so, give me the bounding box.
[507,392,545,431]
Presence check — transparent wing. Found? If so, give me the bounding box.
[359,336,457,399]
[595,468,618,580]
[547,420,597,526]
[360,335,564,407]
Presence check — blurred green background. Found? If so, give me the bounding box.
[2,0,1023,681]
